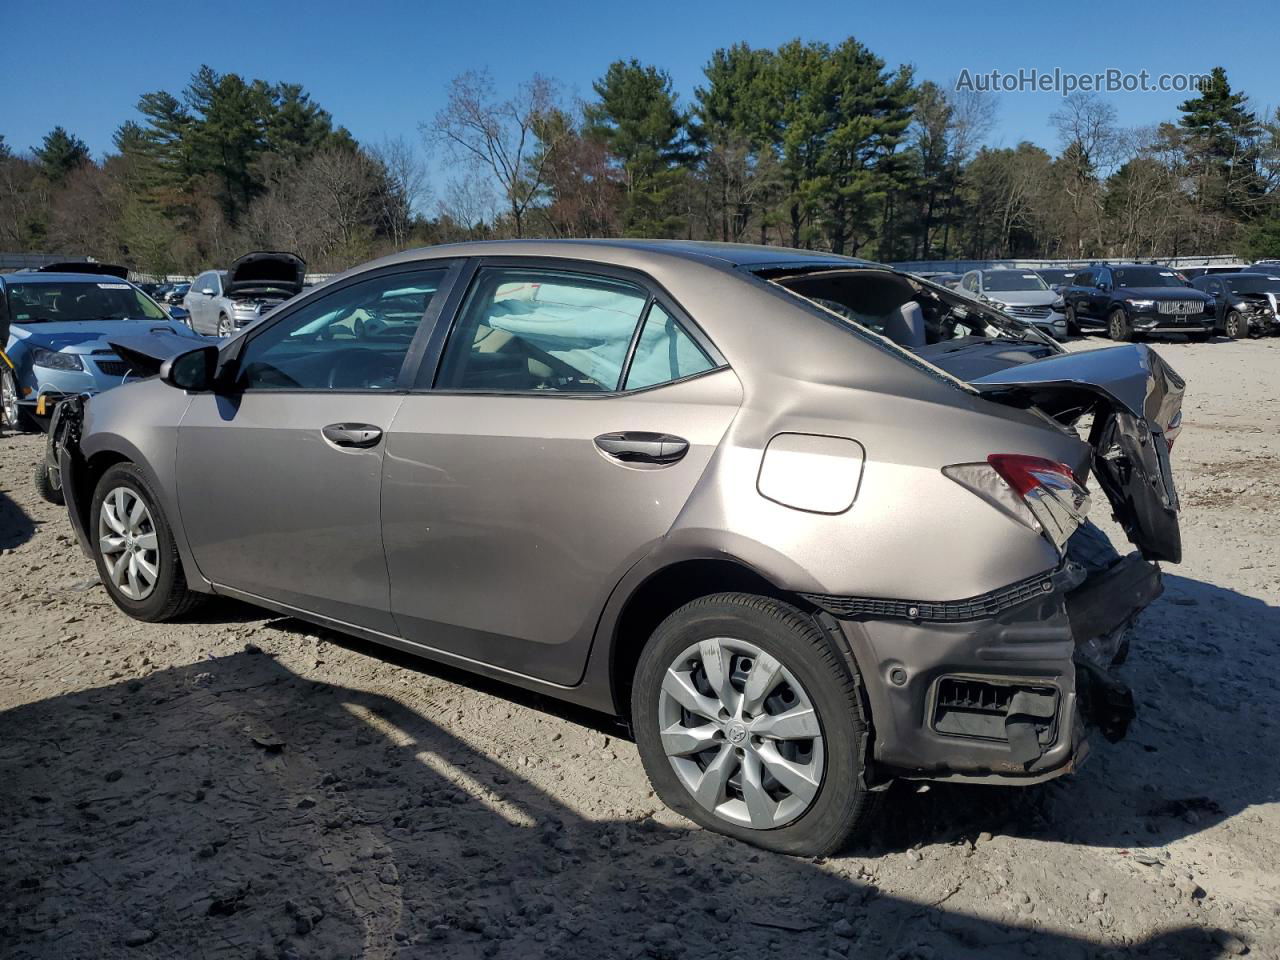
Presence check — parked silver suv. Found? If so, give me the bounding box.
[49,240,1181,854]
[960,268,1068,339]
[184,252,304,337]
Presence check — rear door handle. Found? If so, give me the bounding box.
[322,423,383,448]
[594,432,689,465]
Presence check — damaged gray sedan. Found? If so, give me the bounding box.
[47,240,1181,855]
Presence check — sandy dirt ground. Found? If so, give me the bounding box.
[1,335,1278,960]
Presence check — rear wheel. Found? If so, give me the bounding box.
[1224,310,1248,339]
[90,463,202,622]
[632,593,876,856]
[1107,308,1134,342]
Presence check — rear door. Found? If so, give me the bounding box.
[382,260,742,685]
[176,263,458,631]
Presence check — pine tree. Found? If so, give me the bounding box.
[34,126,90,183]
[586,60,692,236]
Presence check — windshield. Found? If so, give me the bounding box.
[6,281,167,323]
[984,272,1048,292]
[1224,274,1280,294]
[1113,268,1186,289]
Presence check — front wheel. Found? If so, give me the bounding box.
[1107,308,1134,342]
[33,459,64,505]
[631,593,876,856]
[217,314,234,338]
[1224,310,1249,339]
[90,463,202,622]
[1,365,22,432]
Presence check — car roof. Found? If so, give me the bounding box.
[1,272,139,286]
[368,238,878,273]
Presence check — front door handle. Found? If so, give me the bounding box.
[322,423,383,448]
[594,431,689,465]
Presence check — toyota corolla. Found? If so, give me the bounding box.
[48,240,1182,855]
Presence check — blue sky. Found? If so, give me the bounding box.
[3,0,1274,174]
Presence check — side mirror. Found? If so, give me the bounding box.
[1097,282,1110,292]
[160,345,219,392]
[200,288,215,296]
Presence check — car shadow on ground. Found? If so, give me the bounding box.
[1,649,1245,959]
[869,574,1280,856]
[0,488,37,550]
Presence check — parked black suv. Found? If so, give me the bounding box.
[1062,265,1214,340]
[1191,271,1280,338]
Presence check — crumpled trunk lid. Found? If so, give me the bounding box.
[970,344,1184,563]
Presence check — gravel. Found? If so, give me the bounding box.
[1,335,1278,959]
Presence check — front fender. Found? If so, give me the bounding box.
[73,380,211,592]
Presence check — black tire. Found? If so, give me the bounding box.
[1107,308,1133,342]
[89,463,203,622]
[33,458,64,505]
[1064,305,1080,336]
[632,593,877,856]
[1223,310,1248,340]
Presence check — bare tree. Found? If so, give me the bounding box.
[370,136,429,249]
[436,172,498,240]
[428,70,568,238]
[937,87,996,257]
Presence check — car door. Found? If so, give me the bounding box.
[175,263,458,632]
[1203,279,1225,329]
[194,272,220,333]
[381,260,742,686]
[1089,268,1112,318]
[185,273,206,332]
[1066,270,1090,319]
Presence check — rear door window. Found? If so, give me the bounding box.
[623,304,714,390]
[436,267,650,393]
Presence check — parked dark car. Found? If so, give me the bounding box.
[48,239,1181,855]
[1191,271,1280,338]
[1031,268,1077,295]
[1179,265,1245,281]
[164,283,190,305]
[1061,265,1213,340]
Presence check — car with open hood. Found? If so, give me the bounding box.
[959,269,1068,339]
[183,251,305,337]
[1062,264,1214,340]
[1191,271,1280,338]
[47,240,1182,855]
[1,270,199,435]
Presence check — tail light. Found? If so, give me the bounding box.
[943,454,1091,554]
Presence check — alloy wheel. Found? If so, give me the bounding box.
[1226,311,1243,338]
[1,368,18,428]
[217,316,233,338]
[98,486,160,601]
[658,637,825,830]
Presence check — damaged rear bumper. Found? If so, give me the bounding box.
[810,553,1161,784]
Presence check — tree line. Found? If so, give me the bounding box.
[2,46,1278,276]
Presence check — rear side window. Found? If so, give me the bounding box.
[624,304,714,390]
[437,268,650,393]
